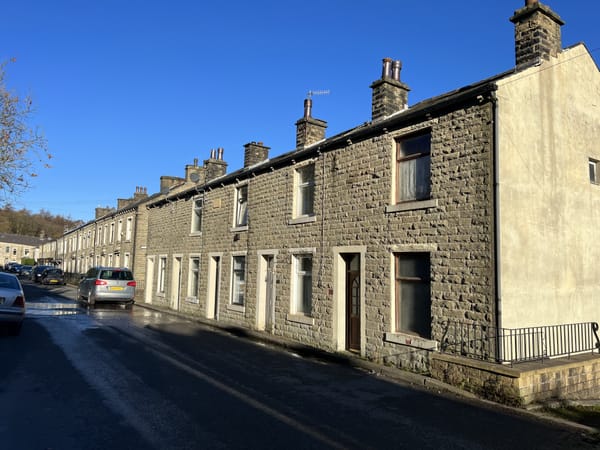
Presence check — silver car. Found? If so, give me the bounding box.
[0,272,26,335]
[77,267,136,306]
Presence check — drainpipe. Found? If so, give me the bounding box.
[491,91,503,358]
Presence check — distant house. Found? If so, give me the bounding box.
[55,187,156,299]
[0,232,45,267]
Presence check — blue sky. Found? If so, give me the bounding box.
[2,0,599,222]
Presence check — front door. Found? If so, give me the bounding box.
[344,254,361,352]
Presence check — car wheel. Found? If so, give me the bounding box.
[88,290,95,306]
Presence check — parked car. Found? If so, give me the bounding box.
[6,262,22,274]
[0,272,26,335]
[31,265,53,283]
[77,267,136,306]
[19,265,33,278]
[41,268,65,285]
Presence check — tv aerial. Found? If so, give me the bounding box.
[307,89,330,99]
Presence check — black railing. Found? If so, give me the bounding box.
[440,321,600,365]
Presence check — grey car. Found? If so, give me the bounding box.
[77,267,136,306]
[0,272,26,335]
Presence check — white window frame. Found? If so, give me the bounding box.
[590,158,599,184]
[290,252,313,317]
[187,256,201,299]
[158,256,167,294]
[230,255,246,308]
[125,217,133,241]
[117,219,123,242]
[233,184,249,229]
[295,163,315,218]
[191,197,203,234]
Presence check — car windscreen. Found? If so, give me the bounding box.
[99,270,133,281]
[0,274,20,290]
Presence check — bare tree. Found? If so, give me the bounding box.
[0,59,51,203]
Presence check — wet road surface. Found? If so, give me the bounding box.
[1,281,599,449]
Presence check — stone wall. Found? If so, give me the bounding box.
[144,97,497,374]
[431,352,600,406]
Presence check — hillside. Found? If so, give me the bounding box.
[0,205,83,239]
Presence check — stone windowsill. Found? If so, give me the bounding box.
[286,313,315,326]
[189,231,202,237]
[227,304,245,314]
[385,199,438,214]
[230,225,249,233]
[384,332,438,351]
[288,215,317,226]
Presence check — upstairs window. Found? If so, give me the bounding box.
[191,198,203,233]
[295,164,315,217]
[125,217,133,241]
[396,132,431,203]
[235,185,248,227]
[590,158,598,184]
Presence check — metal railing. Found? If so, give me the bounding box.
[440,321,600,365]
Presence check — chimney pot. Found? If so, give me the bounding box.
[304,98,313,118]
[217,147,224,160]
[382,57,393,79]
[392,60,401,81]
[525,0,537,5]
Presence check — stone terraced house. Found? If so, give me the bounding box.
[56,1,600,403]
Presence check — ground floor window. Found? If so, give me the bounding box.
[394,252,431,338]
[231,256,246,306]
[188,257,200,297]
[293,254,313,316]
[158,257,167,293]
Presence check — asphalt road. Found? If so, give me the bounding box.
[1,280,598,449]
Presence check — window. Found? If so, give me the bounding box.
[191,198,203,233]
[231,256,246,306]
[158,257,167,293]
[188,257,200,297]
[396,132,431,203]
[293,254,313,315]
[125,217,133,241]
[124,253,130,269]
[295,164,315,217]
[110,223,115,243]
[117,220,123,242]
[590,159,598,184]
[394,253,431,338]
[234,184,248,227]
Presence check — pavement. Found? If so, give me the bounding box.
[134,301,600,437]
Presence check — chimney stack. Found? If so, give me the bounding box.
[185,158,205,183]
[370,58,410,121]
[510,0,564,69]
[295,98,327,149]
[244,141,270,167]
[204,148,228,181]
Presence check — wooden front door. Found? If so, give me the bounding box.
[345,254,361,351]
